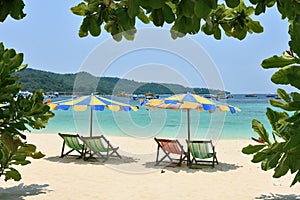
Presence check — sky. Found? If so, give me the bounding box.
[0,0,295,94]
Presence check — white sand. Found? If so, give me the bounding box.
[1,133,300,200]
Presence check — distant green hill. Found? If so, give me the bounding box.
[15,68,229,95]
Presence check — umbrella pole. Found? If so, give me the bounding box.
[90,107,93,137]
[187,109,190,166]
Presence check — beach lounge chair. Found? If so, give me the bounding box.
[58,133,85,158]
[154,137,187,166]
[186,140,218,167]
[80,135,121,160]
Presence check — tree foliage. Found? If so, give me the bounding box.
[0,42,54,180]
[0,0,26,22]
[240,0,300,186]
[70,0,265,41]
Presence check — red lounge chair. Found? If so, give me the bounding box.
[154,137,187,166]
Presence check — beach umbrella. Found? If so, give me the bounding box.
[0,103,9,107]
[145,92,240,164]
[49,94,138,136]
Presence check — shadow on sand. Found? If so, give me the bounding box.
[45,155,138,165]
[256,193,300,200]
[0,183,52,200]
[143,161,241,173]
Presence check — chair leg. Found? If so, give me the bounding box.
[110,148,121,158]
[60,141,66,158]
[155,153,171,166]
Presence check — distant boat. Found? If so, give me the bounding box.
[117,92,127,97]
[132,94,138,100]
[245,94,257,97]
[266,94,277,98]
[145,92,154,100]
[203,94,212,98]
[274,95,281,100]
[19,91,32,97]
[216,93,233,99]
[204,93,233,100]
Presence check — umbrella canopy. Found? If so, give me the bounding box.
[49,94,138,136]
[0,103,9,108]
[145,92,240,164]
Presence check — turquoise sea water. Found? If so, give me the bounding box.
[32,94,277,140]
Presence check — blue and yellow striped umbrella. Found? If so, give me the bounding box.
[0,103,9,108]
[49,94,138,136]
[146,92,240,141]
[146,93,240,113]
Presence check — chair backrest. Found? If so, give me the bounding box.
[155,138,184,155]
[81,136,108,152]
[187,140,213,159]
[58,133,83,150]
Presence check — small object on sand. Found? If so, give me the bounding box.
[161,170,165,173]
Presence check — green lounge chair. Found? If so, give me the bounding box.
[58,133,85,158]
[154,137,187,166]
[186,140,218,167]
[80,135,121,160]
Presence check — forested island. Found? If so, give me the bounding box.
[16,68,230,95]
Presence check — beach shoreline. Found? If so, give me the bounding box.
[1,133,299,200]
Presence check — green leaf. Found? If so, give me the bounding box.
[242,144,266,154]
[0,1,10,22]
[162,4,175,23]
[261,55,296,69]
[213,26,221,40]
[269,99,285,108]
[149,0,165,9]
[11,153,26,161]
[273,155,289,178]
[265,108,287,131]
[289,17,300,56]
[252,151,267,163]
[151,8,164,27]
[19,144,36,153]
[123,30,136,40]
[137,9,150,24]
[271,66,300,89]
[11,160,31,165]
[252,119,270,144]
[78,18,89,37]
[88,16,101,36]
[254,2,265,15]
[71,3,87,16]
[4,168,21,181]
[225,0,240,8]
[249,0,258,4]
[291,92,300,101]
[283,134,300,152]
[194,0,211,19]
[128,0,140,18]
[31,151,45,159]
[288,155,300,173]
[179,0,194,17]
[247,20,263,33]
[291,171,300,186]
[267,152,282,169]
[0,150,3,161]
[277,88,291,103]
[10,0,26,20]
[286,112,300,123]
